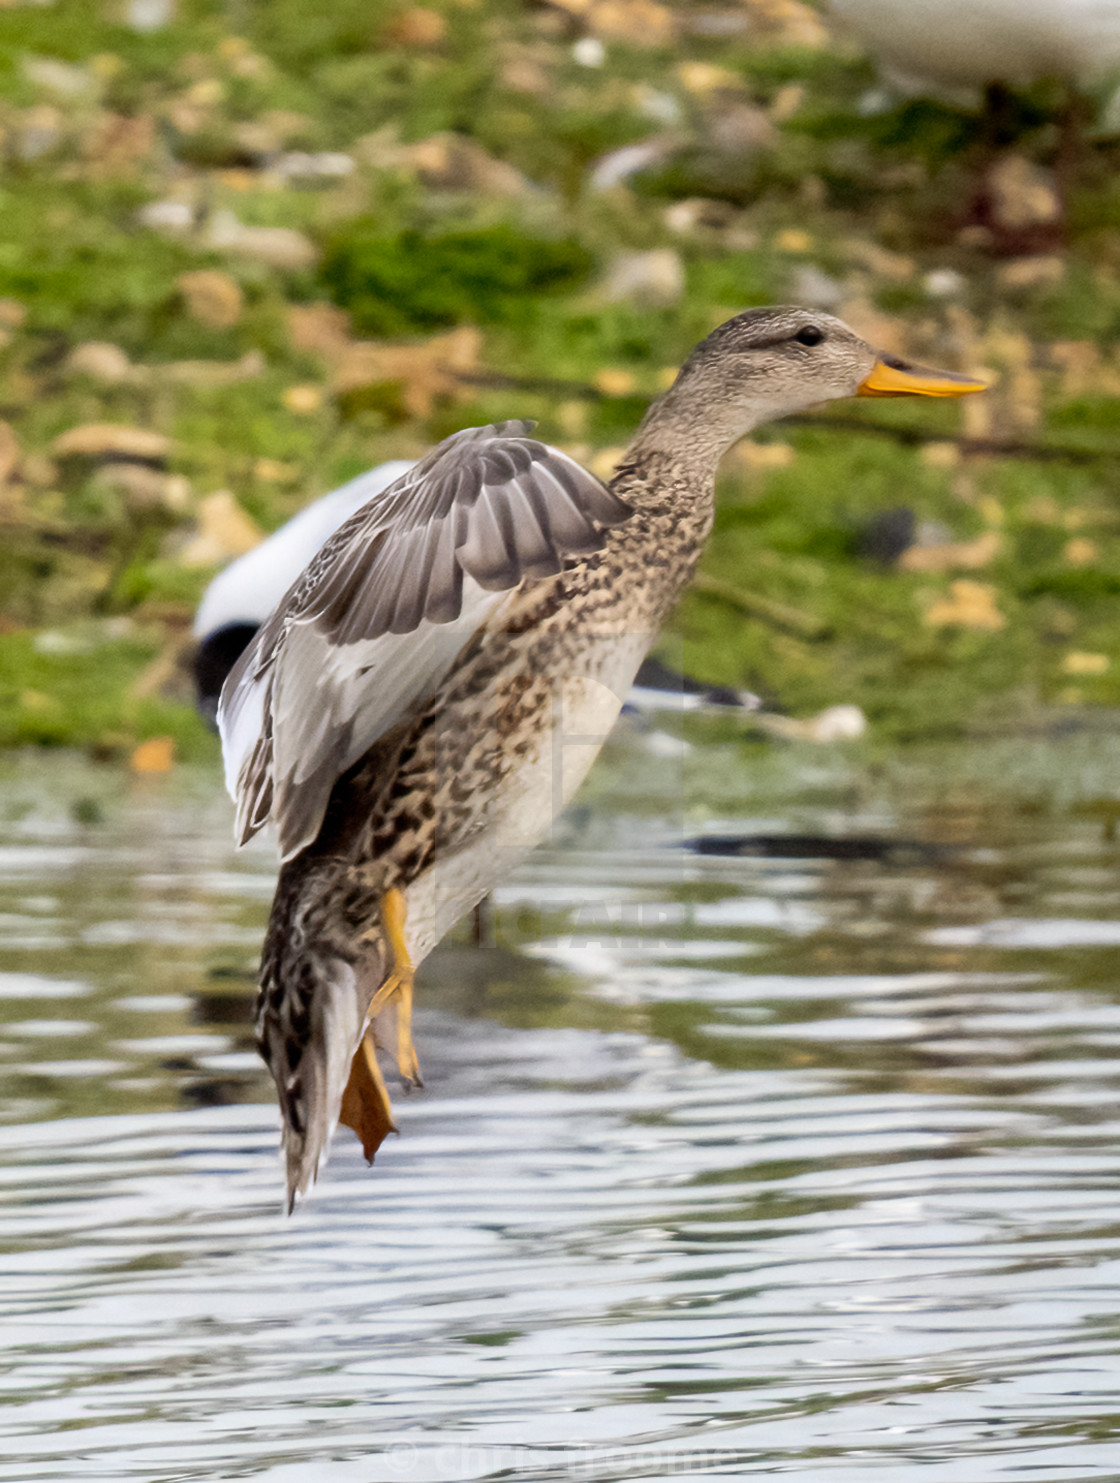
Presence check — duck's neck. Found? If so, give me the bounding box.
[615,384,762,501]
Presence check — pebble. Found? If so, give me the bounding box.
[996,255,1065,290]
[924,267,965,299]
[598,248,685,307]
[22,56,95,98]
[788,264,844,312]
[176,270,244,329]
[178,491,264,567]
[65,342,134,383]
[53,424,172,463]
[205,210,319,270]
[137,199,194,235]
[572,37,606,66]
[276,151,356,185]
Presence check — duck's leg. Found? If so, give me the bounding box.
[366,886,423,1087]
[337,887,421,1163]
[339,1035,397,1163]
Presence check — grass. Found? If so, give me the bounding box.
[3,0,1120,753]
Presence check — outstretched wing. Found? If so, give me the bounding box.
[218,422,631,861]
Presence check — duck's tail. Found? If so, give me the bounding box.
[257,860,392,1211]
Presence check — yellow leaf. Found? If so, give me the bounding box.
[131,737,175,773]
[1061,652,1110,676]
[924,580,1005,631]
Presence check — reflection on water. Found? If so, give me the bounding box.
[2,736,1120,1481]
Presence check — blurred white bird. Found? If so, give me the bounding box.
[830,0,1120,98]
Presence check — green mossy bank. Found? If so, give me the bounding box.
[4,0,1120,756]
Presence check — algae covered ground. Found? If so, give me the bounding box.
[4,0,1120,761]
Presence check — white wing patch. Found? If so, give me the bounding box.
[219,578,506,860]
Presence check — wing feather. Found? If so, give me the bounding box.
[218,422,632,861]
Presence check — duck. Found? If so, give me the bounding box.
[217,305,984,1208]
[829,0,1120,98]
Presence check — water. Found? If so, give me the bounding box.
[2,730,1120,1481]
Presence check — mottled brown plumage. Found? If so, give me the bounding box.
[219,306,984,1207]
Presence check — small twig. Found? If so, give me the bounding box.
[691,572,828,639]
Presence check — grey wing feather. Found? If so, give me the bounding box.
[218,422,631,861]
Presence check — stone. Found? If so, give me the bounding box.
[500,51,552,96]
[127,0,175,32]
[598,248,685,307]
[742,0,827,46]
[162,351,264,386]
[996,255,1065,290]
[1063,538,1099,567]
[924,267,965,299]
[788,264,844,312]
[663,197,738,234]
[231,119,281,159]
[572,37,606,66]
[80,111,157,178]
[97,464,192,513]
[755,704,868,743]
[65,342,135,383]
[53,424,172,463]
[385,7,447,46]
[287,302,352,362]
[549,0,676,46]
[704,100,775,155]
[770,83,805,122]
[21,455,58,490]
[986,154,1061,232]
[205,210,319,270]
[333,325,482,418]
[16,105,62,162]
[176,269,244,328]
[178,490,264,567]
[276,151,356,185]
[22,56,95,98]
[137,199,194,235]
[803,705,867,743]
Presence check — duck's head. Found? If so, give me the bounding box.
[644,306,985,455]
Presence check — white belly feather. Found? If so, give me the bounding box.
[402,632,649,964]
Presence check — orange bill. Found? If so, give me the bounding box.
[858,355,987,398]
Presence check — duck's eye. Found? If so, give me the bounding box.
[794,325,825,347]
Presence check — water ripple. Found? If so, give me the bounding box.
[0,746,1119,1480]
